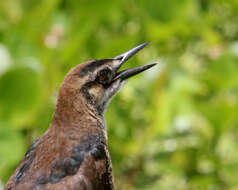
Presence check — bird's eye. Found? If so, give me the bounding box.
[97,68,112,84]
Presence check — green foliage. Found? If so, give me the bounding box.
[0,0,238,189]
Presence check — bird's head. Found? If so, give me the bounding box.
[60,43,156,115]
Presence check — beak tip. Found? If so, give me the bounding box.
[135,42,150,51]
[151,62,158,67]
[145,62,158,70]
[114,42,150,60]
[142,42,151,47]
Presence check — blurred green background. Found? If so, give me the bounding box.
[0,0,238,189]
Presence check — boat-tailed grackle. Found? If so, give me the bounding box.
[5,43,156,190]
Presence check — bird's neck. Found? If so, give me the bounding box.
[50,87,105,133]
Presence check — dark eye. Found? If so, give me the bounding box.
[97,68,112,84]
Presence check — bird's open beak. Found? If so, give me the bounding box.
[113,42,157,81]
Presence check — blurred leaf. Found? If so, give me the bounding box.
[0,65,42,127]
[0,122,25,182]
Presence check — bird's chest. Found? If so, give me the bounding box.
[12,130,114,190]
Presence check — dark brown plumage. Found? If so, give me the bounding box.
[4,43,156,190]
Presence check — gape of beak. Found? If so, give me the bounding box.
[114,63,157,81]
[112,42,157,81]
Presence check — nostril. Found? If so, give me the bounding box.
[113,54,123,59]
[115,56,123,61]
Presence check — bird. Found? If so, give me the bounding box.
[4,42,156,190]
